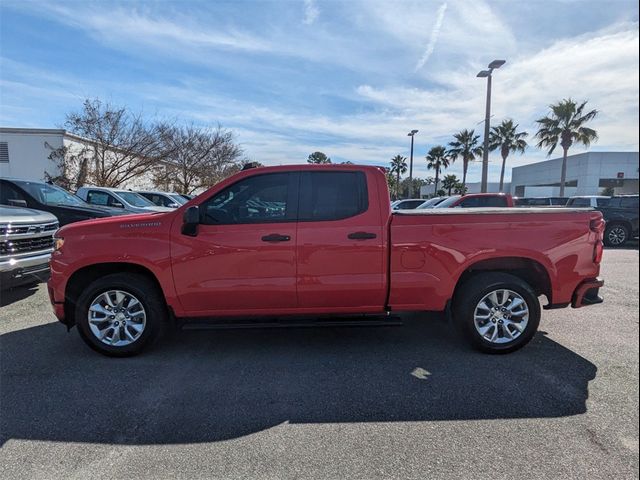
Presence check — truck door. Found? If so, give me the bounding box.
[171,172,299,315]
[295,170,386,311]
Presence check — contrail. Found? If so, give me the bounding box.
[415,3,448,71]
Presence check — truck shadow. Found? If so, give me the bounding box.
[0,314,596,446]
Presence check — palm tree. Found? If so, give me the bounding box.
[442,174,459,196]
[389,155,407,200]
[489,119,528,192]
[535,99,598,196]
[425,146,451,194]
[448,129,482,188]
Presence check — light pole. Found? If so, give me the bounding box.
[477,59,505,193]
[407,129,418,197]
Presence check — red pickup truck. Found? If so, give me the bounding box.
[48,164,605,356]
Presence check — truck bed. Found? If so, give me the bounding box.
[388,207,602,312]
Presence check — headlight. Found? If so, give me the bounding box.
[53,237,65,251]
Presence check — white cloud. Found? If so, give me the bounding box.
[303,0,319,25]
[415,3,448,71]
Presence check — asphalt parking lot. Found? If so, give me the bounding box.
[1,245,638,480]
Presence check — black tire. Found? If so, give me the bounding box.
[453,272,541,354]
[603,223,629,247]
[75,273,167,357]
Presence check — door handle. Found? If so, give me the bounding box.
[261,234,291,242]
[348,231,377,240]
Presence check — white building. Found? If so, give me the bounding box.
[510,151,639,197]
[420,181,510,197]
[0,127,158,190]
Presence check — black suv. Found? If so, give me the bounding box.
[596,195,639,247]
[0,178,123,226]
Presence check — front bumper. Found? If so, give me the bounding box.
[0,252,52,288]
[572,277,604,308]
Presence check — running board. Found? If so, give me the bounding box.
[180,315,403,331]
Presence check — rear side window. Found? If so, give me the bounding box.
[87,190,115,207]
[299,171,368,221]
[459,196,507,208]
[596,198,611,207]
[620,197,639,209]
[528,198,550,206]
[568,198,590,207]
[0,182,27,205]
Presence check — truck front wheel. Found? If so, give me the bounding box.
[453,272,540,354]
[75,273,167,357]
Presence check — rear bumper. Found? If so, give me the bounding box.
[572,277,604,308]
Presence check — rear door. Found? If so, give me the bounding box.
[295,170,386,311]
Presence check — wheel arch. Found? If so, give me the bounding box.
[453,256,553,304]
[64,262,167,326]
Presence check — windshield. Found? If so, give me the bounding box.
[15,180,86,207]
[169,194,188,205]
[434,196,462,208]
[417,197,443,209]
[115,191,156,207]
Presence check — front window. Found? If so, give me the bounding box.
[14,180,86,207]
[115,191,156,207]
[201,172,292,224]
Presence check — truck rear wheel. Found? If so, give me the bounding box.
[603,223,629,247]
[453,272,540,354]
[75,273,166,357]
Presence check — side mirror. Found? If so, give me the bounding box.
[168,203,179,209]
[8,199,28,208]
[112,202,124,208]
[182,205,200,236]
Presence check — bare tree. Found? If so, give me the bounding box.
[63,98,171,188]
[153,124,244,194]
[45,143,92,191]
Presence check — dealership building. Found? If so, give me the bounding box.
[0,127,157,190]
[510,151,639,197]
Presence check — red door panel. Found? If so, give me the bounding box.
[170,171,298,316]
[171,224,297,314]
[296,170,386,311]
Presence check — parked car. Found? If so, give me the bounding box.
[566,196,610,208]
[434,193,515,208]
[392,199,426,210]
[0,178,124,226]
[1,205,58,288]
[515,197,569,207]
[137,190,189,209]
[76,187,173,214]
[49,164,604,357]
[595,195,639,247]
[416,197,446,209]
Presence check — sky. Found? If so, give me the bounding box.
[0,0,638,183]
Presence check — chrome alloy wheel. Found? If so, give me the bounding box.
[473,289,529,344]
[87,290,147,347]
[607,226,627,246]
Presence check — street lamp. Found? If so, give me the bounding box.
[477,59,505,193]
[407,129,418,197]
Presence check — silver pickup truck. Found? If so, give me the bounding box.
[0,206,58,289]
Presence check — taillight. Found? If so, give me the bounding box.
[590,218,605,238]
[590,218,605,264]
[593,241,603,264]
